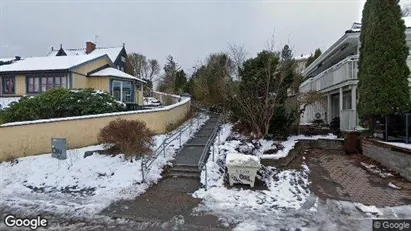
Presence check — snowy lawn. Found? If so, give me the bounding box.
[193,126,411,230]
[0,113,209,221]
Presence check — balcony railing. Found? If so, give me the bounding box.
[300,55,359,92]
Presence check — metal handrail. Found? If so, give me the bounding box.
[198,112,224,191]
[142,112,206,180]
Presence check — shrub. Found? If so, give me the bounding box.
[0,88,126,123]
[98,119,155,158]
[330,117,341,135]
[269,106,298,139]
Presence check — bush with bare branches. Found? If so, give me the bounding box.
[98,119,155,158]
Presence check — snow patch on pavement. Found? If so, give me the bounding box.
[388,182,402,189]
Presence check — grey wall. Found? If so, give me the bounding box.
[363,140,411,181]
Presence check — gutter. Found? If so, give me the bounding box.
[302,33,359,78]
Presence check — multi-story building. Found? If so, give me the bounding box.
[299,18,411,130]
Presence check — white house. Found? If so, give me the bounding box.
[299,17,411,131]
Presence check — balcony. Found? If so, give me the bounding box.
[300,55,359,93]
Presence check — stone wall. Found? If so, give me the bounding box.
[362,139,411,181]
[261,139,344,167]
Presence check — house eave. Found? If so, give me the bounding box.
[302,33,360,78]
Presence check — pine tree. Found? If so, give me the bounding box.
[305,48,322,68]
[358,0,410,121]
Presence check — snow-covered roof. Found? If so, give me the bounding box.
[347,17,411,33]
[295,54,311,61]
[90,67,146,83]
[0,57,17,63]
[0,54,105,72]
[48,47,124,63]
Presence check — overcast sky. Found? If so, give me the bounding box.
[0,0,367,73]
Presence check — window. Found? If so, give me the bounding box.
[2,76,15,94]
[343,92,352,110]
[120,66,124,72]
[27,75,68,93]
[111,80,134,103]
[117,65,120,70]
[121,56,126,62]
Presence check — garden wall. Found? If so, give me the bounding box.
[261,139,344,167]
[0,94,191,161]
[362,139,411,181]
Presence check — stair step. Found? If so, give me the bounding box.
[171,167,201,173]
[166,172,200,179]
[173,164,199,169]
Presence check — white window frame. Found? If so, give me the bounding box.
[111,80,134,103]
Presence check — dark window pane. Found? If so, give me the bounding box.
[47,77,53,90]
[55,77,61,87]
[3,77,15,94]
[61,77,67,89]
[34,78,40,92]
[41,77,47,92]
[28,77,34,92]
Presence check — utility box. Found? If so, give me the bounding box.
[51,138,67,160]
[343,131,360,154]
[226,153,261,187]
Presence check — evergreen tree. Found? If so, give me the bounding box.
[174,70,187,94]
[157,55,179,93]
[358,0,410,121]
[305,48,322,68]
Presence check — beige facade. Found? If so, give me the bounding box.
[88,76,110,92]
[0,55,144,104]
[0,97,191,161]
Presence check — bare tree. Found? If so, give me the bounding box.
[147,59,161,82]
[128,53,148,78]
[228,44,247,80]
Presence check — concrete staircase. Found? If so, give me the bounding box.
[165,114,220,180]
[166,164,201,179]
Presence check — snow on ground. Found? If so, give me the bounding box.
[0,97,20,109]
[143,97,161,106]
[360,162,394,178]
[0,113,209,222]
[388,182,402,190]
[193,126,411,230]
[260,134,337,160]
[380,141,411,150]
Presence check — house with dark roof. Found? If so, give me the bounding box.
[0,53,145,105]
[299,17,411,131]
[47,41,128,72]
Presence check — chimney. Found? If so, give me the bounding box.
[51,46,54,51]
[86,41,96,54]
[15,56,21,61]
